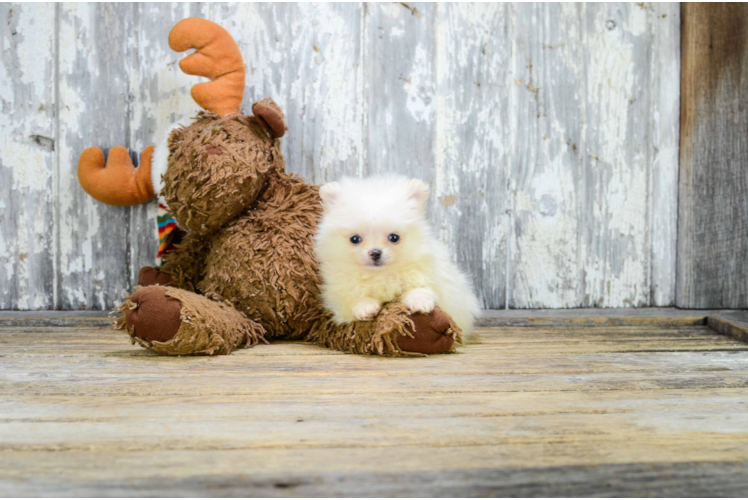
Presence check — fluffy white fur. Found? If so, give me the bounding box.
[315,175,481,336]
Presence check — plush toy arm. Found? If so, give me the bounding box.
[308,303,461,356]
[77,146,156,206]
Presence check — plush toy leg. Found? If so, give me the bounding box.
[116,286,266,355]
[399,308,459,354]
[308,303,462,356]
[138,266,173,287]
[123,279,459,356]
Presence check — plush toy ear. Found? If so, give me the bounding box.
[319,182,342,212]
[252,98,287,138]
[407,179,430,213]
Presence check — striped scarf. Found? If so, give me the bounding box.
[157,203,185,263]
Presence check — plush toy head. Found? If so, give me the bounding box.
[77,18,288,214]
[162,19,290,236]
[161,111,283,236]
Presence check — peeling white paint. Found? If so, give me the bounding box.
[1,2,681,310]
[648,3,680,307]
[404,45,433,123]
[433,4,510,308]
[218,3,365,183]
[0,3,56,309]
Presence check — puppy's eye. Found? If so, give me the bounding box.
[388,234,400,243]
[350,235,362,244]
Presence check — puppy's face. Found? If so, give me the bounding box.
[316,176,430,273]
[346,222,404,269]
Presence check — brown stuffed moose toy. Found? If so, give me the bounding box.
[77,18,462,356]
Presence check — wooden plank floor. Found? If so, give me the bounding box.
[2,319,748,496]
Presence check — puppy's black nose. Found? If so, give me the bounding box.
[369,249,382,261]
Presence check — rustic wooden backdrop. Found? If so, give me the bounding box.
[678,3,748,309]
[0,2,684,310]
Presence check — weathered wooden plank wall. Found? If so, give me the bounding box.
[678,3,748,309]
[0,3,56,309]
[0,2,681,311]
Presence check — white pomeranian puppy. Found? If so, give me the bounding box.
[315,175,481,336]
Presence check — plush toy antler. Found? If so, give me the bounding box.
[78,146,155,206]
[170,18,286,136]
[169,17,246,117]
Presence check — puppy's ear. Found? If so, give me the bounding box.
[319,182,342,212]
[407,179,430,213]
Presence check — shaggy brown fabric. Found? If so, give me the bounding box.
[116,286,267,356]
[308,303,418,356]
[306,304,461,356]
[199,173,325,339]
[161,112,283,237]
[159,232,210,292]
[137,266,174,287]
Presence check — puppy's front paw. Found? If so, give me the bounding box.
[402,288,436,314]
[352,299,382,321]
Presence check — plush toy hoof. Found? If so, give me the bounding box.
[137,266,173,287]
[125,287,182,343]
[399,308,455,354]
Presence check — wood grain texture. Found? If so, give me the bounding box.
[4,461,747,497]
[479,307,711,327]
[508,3,586,309]
[365,2,436,181]
[57,3,132,309]
[508,3,681,308]
[215,3,365,183]
[1,3,682,310]
[0,4,57,310]
[2,321,748,495]
[583,3,652,308]
[707,310,748,343]
[648,3,681,306]
[433,3,509,309]
[678,3,748,308]
[0,307,728,329]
